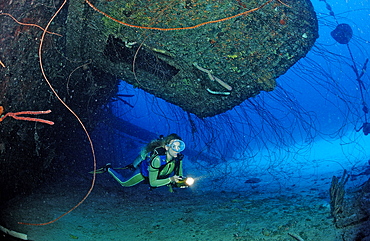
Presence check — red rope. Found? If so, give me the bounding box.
[85,0,275,31]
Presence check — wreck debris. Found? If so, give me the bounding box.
[193,62,233,92]
[329,170,370,231]
[0,225,28,240]
[288,232,304,241]
[329,169,349,219]
[206,88,231,96]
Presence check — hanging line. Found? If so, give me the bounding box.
[323,0,369,124]
[346,45,369,122]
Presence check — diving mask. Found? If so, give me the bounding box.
[167,139,186,152]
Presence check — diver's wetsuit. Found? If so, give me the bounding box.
[108,154,183,188]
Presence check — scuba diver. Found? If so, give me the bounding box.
[96,134,192,190]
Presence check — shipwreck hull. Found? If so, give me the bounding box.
[66,0,318,117]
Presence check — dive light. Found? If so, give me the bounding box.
[175,176,195,188]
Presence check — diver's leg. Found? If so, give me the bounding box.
[107,168,145,187]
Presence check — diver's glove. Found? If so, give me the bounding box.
[176,153,184,161]
[169,175,181,184]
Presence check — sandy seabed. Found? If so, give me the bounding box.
[0,172,341,241]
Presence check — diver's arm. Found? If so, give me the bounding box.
[148,156,172,187]
[177,160,183,176]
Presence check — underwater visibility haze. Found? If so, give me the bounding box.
[0,0,370,240]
